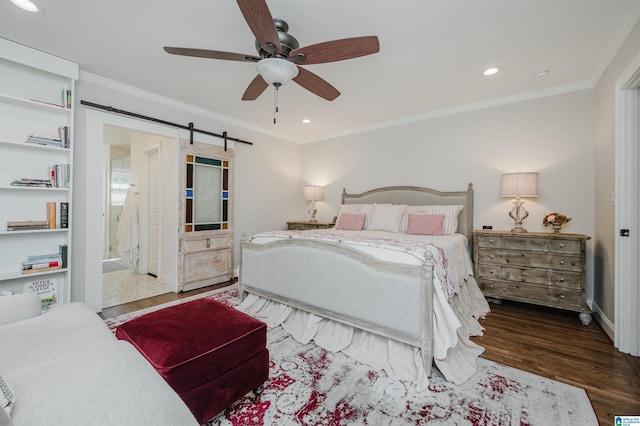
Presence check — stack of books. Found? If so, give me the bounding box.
[25,134,63,147]
[23,127,70,148]
[21,252,63,274]
[10,178,52,188]
[7,221,50,231]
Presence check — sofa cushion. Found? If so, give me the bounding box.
[0,293,41,326]
[0,303,115,374]
[5,341,198,425]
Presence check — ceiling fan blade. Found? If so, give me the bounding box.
[289,36,380,65]
[242,74,269,101]
[236,0,282,54]
[164,47,260,62]
[293,67,340,101]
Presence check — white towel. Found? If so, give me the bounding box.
[117,187,139,268]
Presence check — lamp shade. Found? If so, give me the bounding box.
[500,172,539,197]
[304,185,324,202]
[256,58,299,86]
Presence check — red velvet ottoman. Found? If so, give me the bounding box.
[115,297,269,423]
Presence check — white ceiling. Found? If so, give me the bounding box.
[2,0,639,143]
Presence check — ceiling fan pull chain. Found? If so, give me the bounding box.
[273,82,281,124]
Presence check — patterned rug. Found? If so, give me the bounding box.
[106,286,598,426]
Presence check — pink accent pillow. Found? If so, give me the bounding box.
[335,213,366,231]
[405,214,445,236]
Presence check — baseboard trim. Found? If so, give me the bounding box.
[590,301,614,342]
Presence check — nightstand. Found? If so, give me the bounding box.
[286,221,334,230]
[472,230,591,325]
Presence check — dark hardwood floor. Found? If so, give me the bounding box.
[473,300,640,425]
[100,285,639,425]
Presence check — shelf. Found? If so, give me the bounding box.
[0,93,71,113]
[0,139,70,152]
[0,185,69,192]
[0,229,69,236]
[0,268,68,282]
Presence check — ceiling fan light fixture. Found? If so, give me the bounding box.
[256,58,299,86]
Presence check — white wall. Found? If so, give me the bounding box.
[300,90,597,305]
[72,74,300,311]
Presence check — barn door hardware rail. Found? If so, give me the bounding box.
[80,100,253,151]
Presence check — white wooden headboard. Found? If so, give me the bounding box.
[341,184,474,242]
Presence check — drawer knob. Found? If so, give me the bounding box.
[489,255,494,259]
[559,260,565,265]
[489,239,495,244]
[206,238,211,248]
[559,278,565,282]
[559,243,565,248]
[489,269,494,274]
[489,284,494,289]
[560,294,565,300]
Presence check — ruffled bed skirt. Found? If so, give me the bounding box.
[237,276,490,391]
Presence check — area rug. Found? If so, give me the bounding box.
[106,287,598,426]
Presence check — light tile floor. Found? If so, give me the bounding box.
[102,269,172,309]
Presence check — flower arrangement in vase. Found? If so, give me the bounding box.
[542,212,571,233]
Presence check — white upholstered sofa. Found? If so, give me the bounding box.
[0,293,198,426]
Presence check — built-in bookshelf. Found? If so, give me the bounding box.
[0,38,78,307]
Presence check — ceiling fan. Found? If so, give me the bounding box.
[163,0,380,102]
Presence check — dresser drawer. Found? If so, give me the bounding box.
[477,248,582,272]
[479,279,583,309]
[475,234,580,254]
[477,264,582,290]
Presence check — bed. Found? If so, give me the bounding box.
[238,184,490,389]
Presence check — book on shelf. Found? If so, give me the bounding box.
[6,220,49,231]
[23,277,58,312]
[22,261,61,270]
[10,178,52,188]
[48,164,70,188]
[24,252,63,263]
[25,134,63,147]
[59,244,68,268]
[21,265,62,274]
[47,202,56,229]
[21,252,63,274]
[60,202,69,228]
[57,126,70,148]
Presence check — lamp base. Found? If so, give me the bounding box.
[508,198,530,233]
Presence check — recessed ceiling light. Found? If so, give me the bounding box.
[10,0,43,13]
[483,67,499,76]
[302,118,311,124]
[533,70,550,80]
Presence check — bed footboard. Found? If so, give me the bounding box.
[239,239,434,374]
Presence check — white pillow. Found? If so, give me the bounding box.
[334,204,374,229]
[367,204,407,232]
[401,205,464,235]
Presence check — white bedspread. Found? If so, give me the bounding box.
[239,229,490,389]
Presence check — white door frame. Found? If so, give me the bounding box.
[79,109,179,312]
[614,52,640,356]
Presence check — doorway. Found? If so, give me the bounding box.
[101,124,176,309]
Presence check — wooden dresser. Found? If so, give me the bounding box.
[472,230,591,325]
[287,221,335,230]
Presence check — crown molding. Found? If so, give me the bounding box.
[304,80,594,144]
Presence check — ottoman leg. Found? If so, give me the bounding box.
[253,384,265,403]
